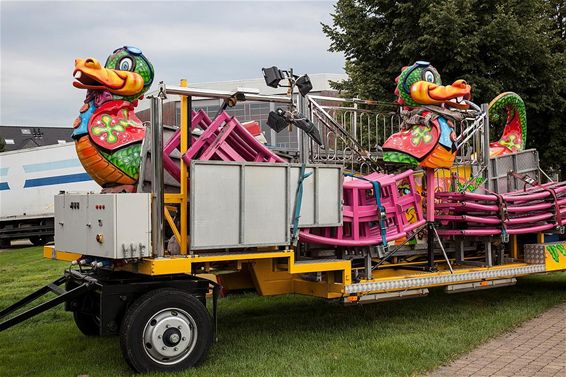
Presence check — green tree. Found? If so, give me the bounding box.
[323,0,566,174]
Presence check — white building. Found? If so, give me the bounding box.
[138,73,347,149]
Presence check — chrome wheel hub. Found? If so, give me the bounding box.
[143,308,197,365]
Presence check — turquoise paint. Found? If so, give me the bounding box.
[23,159,81,173]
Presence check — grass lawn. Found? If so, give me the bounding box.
[0,247,565,377]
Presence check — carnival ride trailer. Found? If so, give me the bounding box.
[1,50,566,374]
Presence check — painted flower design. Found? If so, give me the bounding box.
[499,134,521,151]
[91,114,125,143]
[411,126,433,146]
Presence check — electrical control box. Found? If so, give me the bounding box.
[55,193,152,259]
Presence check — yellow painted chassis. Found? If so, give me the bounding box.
[43,244,564,302]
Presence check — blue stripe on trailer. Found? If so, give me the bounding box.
[0,167,8,177]
[0,182,9,191]
[23,159,81,173]
[24,173,93,188]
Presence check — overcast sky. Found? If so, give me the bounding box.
[0,0,344,127]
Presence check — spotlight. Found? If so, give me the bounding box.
[295,74,313,96]
[262,66,287,88]
[294,116,323,146]
[266,108,289,132]
[266,108,323,146]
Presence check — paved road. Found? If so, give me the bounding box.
[427,302,566,377]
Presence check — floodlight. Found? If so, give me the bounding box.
[267,108,323,146]
[295,74,313,96]
[266,108,289,132]
[294,117,323,146]
[262,66,286,88]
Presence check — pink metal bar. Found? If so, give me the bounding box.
[435,214,501,225]
[506,223,556,234]
[426,168,435,222]
[436,228,501,236]
[506,212,553,225]
[435,202,500,212]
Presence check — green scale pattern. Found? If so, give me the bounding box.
[100,143,142,180]
[383,151,419,166]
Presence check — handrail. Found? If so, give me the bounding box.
[161,83,293,104]
[456,112,486,150]
[308,97,370,153]
[308,96,384,172]
[307,94,397,107]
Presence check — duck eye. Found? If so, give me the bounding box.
[423,70,435,83]
[117,57,134,71]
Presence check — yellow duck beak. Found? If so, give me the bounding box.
[73,57,144,96]
[410,79,472,109]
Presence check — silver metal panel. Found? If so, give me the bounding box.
[316,168,342,225]
[524,243,548,264]
[190,161,342,251]
[191,164,241,249]
[138,125,182,193]
[489,149,540,193]
[243,165,288,245]
[346,288,429,304]
[115,194,152,258]
[289,165,343,228]
[290,167,315,225]
[445,278,516,293]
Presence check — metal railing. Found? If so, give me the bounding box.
[305,95,490,178]
[306,95,398,174]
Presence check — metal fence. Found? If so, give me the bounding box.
[305,95,489,178]
[489,149,541,193]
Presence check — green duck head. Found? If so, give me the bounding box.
[73,46,154,101]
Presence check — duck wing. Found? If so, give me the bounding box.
[88,100,145,151]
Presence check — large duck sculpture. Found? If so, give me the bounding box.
[383,61,527,168]
[72,46,154,189]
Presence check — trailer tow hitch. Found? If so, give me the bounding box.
[0,270,95,332]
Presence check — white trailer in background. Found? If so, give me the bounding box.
[0,143,100,247]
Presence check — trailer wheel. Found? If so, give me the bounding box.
[73,312,100,336]
[119,288,212,373]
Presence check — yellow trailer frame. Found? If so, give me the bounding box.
[44,240,563,303]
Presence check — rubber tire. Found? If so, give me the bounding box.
[119,288,213,373]
[73,312,100,336]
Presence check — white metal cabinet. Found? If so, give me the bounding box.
[55,193,152,258]
[55,194,89,252]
